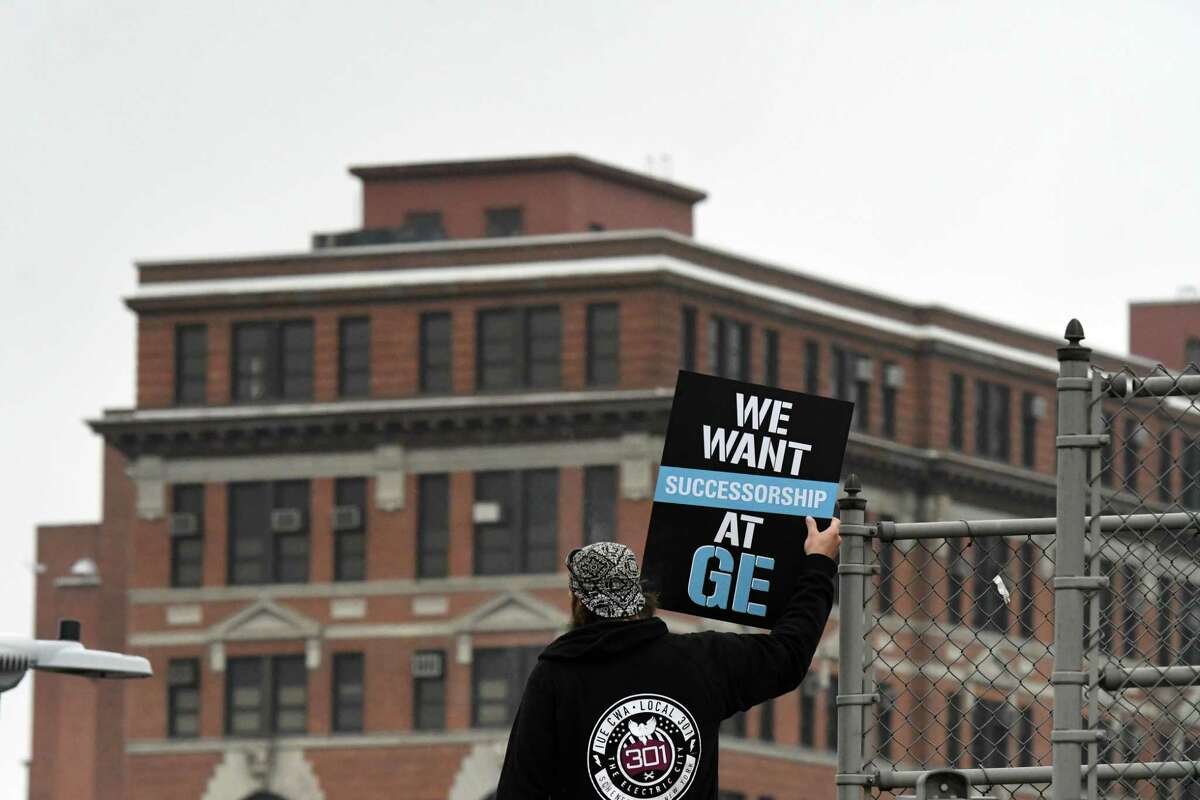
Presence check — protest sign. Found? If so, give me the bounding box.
[641,370,853,629]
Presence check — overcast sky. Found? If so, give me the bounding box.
[3,1,1199,793]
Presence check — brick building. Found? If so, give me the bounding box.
[29,154,1190,800]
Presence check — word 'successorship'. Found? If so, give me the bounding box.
[641,371,853,629]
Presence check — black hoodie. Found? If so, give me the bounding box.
[496,553,837,799]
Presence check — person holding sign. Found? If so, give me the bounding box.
[495,515,840,800]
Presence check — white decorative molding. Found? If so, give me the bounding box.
[619,432,657,500]
[374,445,406,511]
[129,456,166,520]
[456,634,472,666]
[209,598,322,643]
[167,605,203,626]
[209,642,225,673]
[200,747,325,800]
[330,598,366,620]
[454,591,568,634]
[412,596,449,616]
[447,740,508,800]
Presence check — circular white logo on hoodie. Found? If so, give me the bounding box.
[586,693,700,799]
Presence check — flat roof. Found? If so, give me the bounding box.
[347,153,708,204]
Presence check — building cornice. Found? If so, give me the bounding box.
[89,388,674,458]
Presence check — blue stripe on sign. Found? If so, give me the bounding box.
[653,466,839,518]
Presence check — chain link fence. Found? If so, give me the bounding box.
[836,323,1200,800]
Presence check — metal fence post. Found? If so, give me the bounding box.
[1052,320,1093,800]
[837,474,871,800]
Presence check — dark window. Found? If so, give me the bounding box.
[1123,418,1141,493]
[825,676,838,752]
[708,316,751,380]
[881,362,898,438]
[949,373,965,451]
[167,659,200,738]
[332,653,364,733]
[718,792,747,800]
[413,650,447,731]
[1018,540,1036,638]
[474,470,558,575]
[405,210,446,241]
[1021,392,1039,469]
[1099,558,1114,655]
[1100,413,1115,487]
[1187,337,1200,367]
[974,380,1012,461]
[681,307,697,371]
[417,474,450,579]
[833,348,871,431]
[484,207,524,237]
[720,711,746,738]
[588,222,605,232]
[877,540,894,615]
[583,466,617,545]
[419,312,453,394]
[232,320,314,402]
[970,699,1010,769]
[877,684,895,762]
[175,325,208,405]
[476,307,561,391]
[947,539,967,625]
[1160,432,1175,503]
[472,647,540,727]
[337,317,370,397]
[946,693,962,767]
[1183,581,1200,664]
[763,329,779,387]
[1184,437,1200,509]
[1017,705,1035,767]
[1158,576,1175,667]
[227,481,309,585]
[805,340,821,394]
[171,484,205,588]
[225,655,306,736]
[800,680,817,747]
[973,536,1010,632]
[1121,563,1142,658]
[586,303,620,386]
[333,478,366,582]
[759,699,774,741]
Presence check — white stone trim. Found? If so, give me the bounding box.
[128,729,510,755]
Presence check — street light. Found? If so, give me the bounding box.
[0,619,151,714]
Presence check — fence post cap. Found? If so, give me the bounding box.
[1058,318,1092,362]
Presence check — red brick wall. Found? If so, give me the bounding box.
[1129,301,1200,370]
[359,168,694,237]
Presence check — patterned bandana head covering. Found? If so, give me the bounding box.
[565,542,646,619]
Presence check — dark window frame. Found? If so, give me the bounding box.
[231,319,314,403]
[472,646,540,727]
[804,340,821,394]
[413,650,447,731]
[484,207,524,237]
[419,311,453,394]
[337,316,370,398]
[227,480,310,586]
[586,303,620,386]
[473,470,559,576]
[681,306,697,371]
[174,324,208,406]
[476,306,562,391]
[949,373,966,451]
[417,474,450,579]
[167,658,201,738]
[332,652,364,733]
[333,477,367,582]
[583,465,617,545]
[224,654,307,737]
[1020,392,1039,469]
[171,484,205,588]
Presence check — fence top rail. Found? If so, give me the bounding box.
[875,760,1200,789]
[878,511,1200,541]
[1104,372,1200,399]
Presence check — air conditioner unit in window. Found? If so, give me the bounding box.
[168,512,200,537]
[331,505,363,531]
[854,358,874,382]
[473,501,502,525]
[411,651,444,679]
[883,364,905,388]
[270,508,304,533]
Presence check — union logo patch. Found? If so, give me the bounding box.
[586,693,701,799]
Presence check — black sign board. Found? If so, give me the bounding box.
[641,371,853,629]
